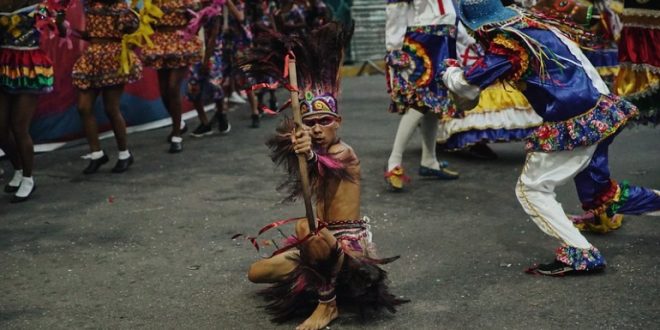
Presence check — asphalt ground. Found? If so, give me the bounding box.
[1,75,659,329]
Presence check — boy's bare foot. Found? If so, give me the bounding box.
[296,301,339,330]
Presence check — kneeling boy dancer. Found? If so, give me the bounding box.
[238,22,406,329]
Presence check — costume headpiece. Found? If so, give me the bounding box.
[238,21,354,118]
[459,0,520,30]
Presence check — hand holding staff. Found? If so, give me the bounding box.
[287,52,316,232]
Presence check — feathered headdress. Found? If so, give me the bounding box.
[237,21,354,117]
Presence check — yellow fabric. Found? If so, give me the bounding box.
[465,83,531,114]
[575,213,624,233]
[116,8,143,74]
[575,185,625,234]
[117,1,163,73]
[0,66,54,79]
[596,66,619,78]
[385,167,405,190]
[133,0,164,48]
[614,67,660,98]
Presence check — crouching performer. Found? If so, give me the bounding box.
[443,0,660,276]
[238,22,407,330]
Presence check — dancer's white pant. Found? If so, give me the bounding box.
[515,145,598,249]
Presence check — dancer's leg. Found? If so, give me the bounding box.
[10,93,38,177]
[516,146,607,272]
[387,109,424,171]
[419,111,440,170]
[101,85,128,152]
[78,89,102,152]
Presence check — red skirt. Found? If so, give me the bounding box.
[0,48,54,94]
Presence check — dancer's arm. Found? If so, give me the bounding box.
[226,0,244,22]
[443,51,515,101]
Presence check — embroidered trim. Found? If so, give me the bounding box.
[326,219,369,243]
[618,63,660,75]
[0,45,39,50]
[406,24,457,38]
[525,95,639,152]
[622,8,660,18]
[555,244,606,271]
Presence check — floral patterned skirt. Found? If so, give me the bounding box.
[72,43,143,90]
[140,30,202,70]
[386,25,457,118]
[186,43,226,102]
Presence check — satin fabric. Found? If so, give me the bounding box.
[465,28,605,122]
[404,28,456,92]
[516,144,598,249]
[618,27,660,69]
[614,67,660,98]
[584,49,619,69]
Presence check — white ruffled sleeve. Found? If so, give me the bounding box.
[442,66,481,101]
[385,1,411,51]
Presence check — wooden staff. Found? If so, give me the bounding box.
[222,4,229,32]
[287,55,316,232]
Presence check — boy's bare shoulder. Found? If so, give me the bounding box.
[328,141,359,165]
[329,141,355,155]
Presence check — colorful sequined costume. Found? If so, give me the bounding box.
[444,1,660,272]
[613,0,659,123]
[140,0,202,69]
[72,1,142,90]
[0,3,56,94]
[436,22,543,150]
[238,22,406,322]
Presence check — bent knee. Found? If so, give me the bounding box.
[247,263,267,283]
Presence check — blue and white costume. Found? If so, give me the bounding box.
[444,0,660,272]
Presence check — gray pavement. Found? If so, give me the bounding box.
[1,76,659,329]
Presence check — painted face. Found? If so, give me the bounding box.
[302,114,341,149]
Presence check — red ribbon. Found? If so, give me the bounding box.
[232,217,326,257]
